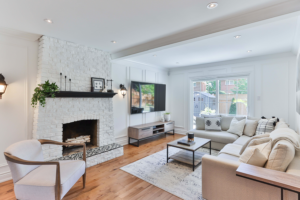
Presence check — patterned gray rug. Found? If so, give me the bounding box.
[121,147,219,200]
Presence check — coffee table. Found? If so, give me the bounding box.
[167,136,211,171]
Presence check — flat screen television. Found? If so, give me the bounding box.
[130,81,166,114]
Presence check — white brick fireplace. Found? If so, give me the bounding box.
[33,36,123,166]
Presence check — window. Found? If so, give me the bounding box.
[193,83,196,87]
[193,78,248,118]
[225,80,234,85]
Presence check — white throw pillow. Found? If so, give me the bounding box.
[227,118,246,136]
[205,118,221,131]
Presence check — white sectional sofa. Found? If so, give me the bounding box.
[190,116,300,200]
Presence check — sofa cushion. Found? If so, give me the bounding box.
[189,130,239,144]
[15,160,85,200]
[219,144,242,157]
[286,152,300,176]
[195,117,205,130]
[256,118,277,135]
[265,140,295,172]
[227,118,246,136]
[217,153,240,162]
[239,133,270,155]
[243,119,258,137]
[202,114,221,118]
[205,118,221,131]
[247,138,272,158]
[239,147,268,167]
[220,116,246,131]
[233,135,252,146]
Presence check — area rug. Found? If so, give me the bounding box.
[121,147,219,200]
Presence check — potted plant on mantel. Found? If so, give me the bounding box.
[31,80,59,108]
[164,112,171,122]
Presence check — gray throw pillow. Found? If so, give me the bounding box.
[202,114,221,118]
[205,118,221,131]
[243,119,258,136]
[196,117,205,130]
[221,116,246,131]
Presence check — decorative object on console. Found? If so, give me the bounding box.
[0,74,8,99]
[188,133,194,142]
[120,84,127,98]
[204,117,221,131]
[107,79,114,93]
[69,79,71,91]
[60,73,62,91]
[164,112,171,122]
[91,77,105,92]
[31,80,59,107]
[65,76,67,91]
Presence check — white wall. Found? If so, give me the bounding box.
[169,53,296,133]
[0,33,39,182]
[112,61,169,145]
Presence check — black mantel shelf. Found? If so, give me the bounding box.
[51,91,117,98]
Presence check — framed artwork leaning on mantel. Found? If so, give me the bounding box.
[91,77,105,92]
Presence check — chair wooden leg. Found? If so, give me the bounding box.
[82,173,86,189]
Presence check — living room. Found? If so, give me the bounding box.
[1,1,300,200]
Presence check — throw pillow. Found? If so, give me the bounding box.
[275,119,289,129]
[220,116,246,131]
[239,133,270,155]
[195,117,205,130]
[265,140,295,172]
[243,119,259,137]
[239,147,268,167]
[227,118,246,136]
[247,138,272,158]
[202,114,221,118]
[255,117,277,135]
[205,118,221,131]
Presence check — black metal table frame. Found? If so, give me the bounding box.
[236,174,300,200]
[128,129,175,147]
[167,140,211,171]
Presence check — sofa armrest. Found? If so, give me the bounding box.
[202,155,283,200]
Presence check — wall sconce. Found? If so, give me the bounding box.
[120,84,127,98]
[0,74,8,99]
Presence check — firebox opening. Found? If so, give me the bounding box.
[63,120,98,156]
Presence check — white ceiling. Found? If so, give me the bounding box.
[0,0,289,53]
[127,17,299,68]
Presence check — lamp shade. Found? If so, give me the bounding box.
[0,74,7,99]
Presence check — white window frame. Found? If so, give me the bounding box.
[193,77,248,117]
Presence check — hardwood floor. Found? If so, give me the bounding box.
[0,133,185,200]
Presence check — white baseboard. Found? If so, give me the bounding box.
[115,135,128,146]
[0,164,12,183]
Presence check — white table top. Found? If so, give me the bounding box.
[167,136,211,151]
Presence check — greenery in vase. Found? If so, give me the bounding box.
[31,80,59,108]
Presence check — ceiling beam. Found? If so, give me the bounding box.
[111,0,300,60]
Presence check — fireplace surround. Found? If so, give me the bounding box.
[32,36,123,167]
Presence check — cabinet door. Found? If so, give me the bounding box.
[165,122,174,132]
[138,127,153,139]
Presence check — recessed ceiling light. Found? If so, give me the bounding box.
[234,35,242,39]
[247,50,252,53]
[44,19,53,24]
[111,41,116,44]
[207,2,218,9]
[153,55,157,57]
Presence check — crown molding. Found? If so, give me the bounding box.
[0,27,41,42]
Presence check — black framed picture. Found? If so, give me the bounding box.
[91,77,105,92]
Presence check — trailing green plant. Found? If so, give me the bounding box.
[31,80,59,108]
